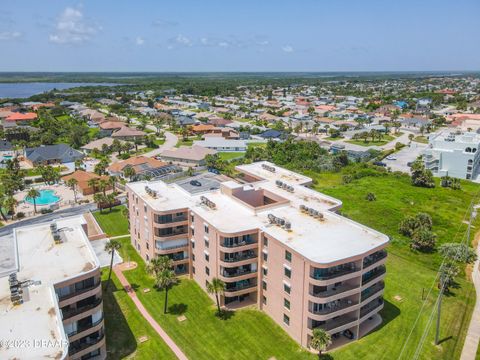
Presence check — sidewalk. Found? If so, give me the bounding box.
[113,263,188,360]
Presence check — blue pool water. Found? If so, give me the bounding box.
[25,189,61,205]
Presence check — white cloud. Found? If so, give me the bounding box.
[135,36,145,46]
[152,19,178,28]
[282,45,294,53]
[0,31,22,41]
[175,34,192,47]
[49,7,100,44]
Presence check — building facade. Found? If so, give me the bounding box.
[126,161,388,349]
[424,131,480,180]
[0,216,106,360]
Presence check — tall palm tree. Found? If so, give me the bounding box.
[26,188,40,214]
[310,328,332,359]
[206,278,226,315]
[108,175,117,192]
[104,239,122,290]
[123,167,136,181]
[66,178,79,203]
[93,193,106,213]
[4,196,18,220]
[88,178,99,194]
[147,256,174,277]
[98,179,109,196]
[155,268,177,314]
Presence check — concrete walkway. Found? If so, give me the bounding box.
[460,232,480,360]
[113,263,188,360]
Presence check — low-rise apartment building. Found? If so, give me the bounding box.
[0,216,106,360]
[126,161,388,349]
[424,130,480,179]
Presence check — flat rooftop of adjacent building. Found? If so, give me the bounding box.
[127,162,388,264]
[0,216,100,359]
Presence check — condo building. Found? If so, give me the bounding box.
[0,216,106,360]
[424,130,480,180]
[126,162,388,349]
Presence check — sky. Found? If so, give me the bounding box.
[0,0,479,72]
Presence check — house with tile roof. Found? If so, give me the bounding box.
[61,170,111,195]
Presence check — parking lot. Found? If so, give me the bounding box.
[385,142,428,173]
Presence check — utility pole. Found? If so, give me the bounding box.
[435,281,444,345]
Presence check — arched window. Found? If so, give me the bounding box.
[468,159,473,165]
[473,148,477,153]
[466,147,472,153]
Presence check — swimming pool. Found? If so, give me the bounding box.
[25,189,61,206]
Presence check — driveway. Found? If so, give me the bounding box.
[143,130,178,158]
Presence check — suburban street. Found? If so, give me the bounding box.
[143,130,178,158]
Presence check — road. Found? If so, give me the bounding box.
[143,130,178,158]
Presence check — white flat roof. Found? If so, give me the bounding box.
[0,216,100,359]
[128,162,388,264]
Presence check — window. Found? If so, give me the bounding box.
[176,212,183,217]
[192,228,195,236]
[262,280,267,290]
[263,252,268,262]
[205,267,210,276]
[191,215,195,223]
[263,267,268,276]
[146,254,150,261]
[284,267,291,278]
[205,253,209,262]
[146,242,149,250]
[205,239,209,248]
[262,296,267,305]
[283,314,290,326]
[192,254,195,261]
[192,266,195,274]
[263,236,268,247]
[285,251,292,262]
[284,283,291,294]
[284,298,290,310]
[144,205,147,213]
[192,241,195,249]
[204,224,209,234]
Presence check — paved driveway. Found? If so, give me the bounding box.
[142,130,178,158]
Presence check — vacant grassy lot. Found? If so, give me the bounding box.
[93,206,129,236]
[101,270,176,360]
[413,136,429,144]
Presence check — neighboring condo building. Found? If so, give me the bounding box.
[0,216,106,360]
[424,130,480,180]
[126,162,388,349]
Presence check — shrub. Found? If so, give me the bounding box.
[16,212,25,219]
[410,159,435,188]
[120,153,131,160]
[365,192,376,201]
[25,179,33,185]
[342,175,353,184]
[410,229,437,252]
[399,212,433,237]
[439,243,477,263]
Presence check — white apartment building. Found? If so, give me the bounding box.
[424,130,480,180]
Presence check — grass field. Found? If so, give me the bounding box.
[93,206,129,236]
[218,152,245,161]
[175,139,194,147]
[346,134,395,147]
[101,269,177,359]
[413,136,429,144]
[93,169,479,359]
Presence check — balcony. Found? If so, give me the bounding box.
[363,250,387,269]
[310,283,359,299]
[167,252,189,262]
[224,280,257,294]
[154,213,188,225]
[222,250,257,263]
[68,330,105,356]
[311,263,358,281]
[221,235,257,248]
[362,266,386,286]
[155,239,189,252]
[222,268,257,278]
[57,279,101,302]
[360,298,384,318]
[155,226,189,238]
[311,315,358,333]
[67,316,104,337]
[361,281,385,303]
[310,298,359,316]
[61,296,102,320]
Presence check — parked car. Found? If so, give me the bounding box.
[386,155,397,160]
[190,180,202,187]
[373,161,387,167]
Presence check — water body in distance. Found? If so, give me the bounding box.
[0,82,118,99]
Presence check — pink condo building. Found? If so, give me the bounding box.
[126,161,389,349]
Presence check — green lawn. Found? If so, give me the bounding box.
[247,141,267,149]
[93,172,478,360]
[175,139,194,148]
[93,206,129,236]
[218,152,245,161]
[101,269,177,360]
[413,136,429,144]
[346,134,395,147]
[154,139,166,146]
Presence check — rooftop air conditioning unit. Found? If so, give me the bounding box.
[284,222,292,231]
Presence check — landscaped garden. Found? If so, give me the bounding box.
[346,134,395,147]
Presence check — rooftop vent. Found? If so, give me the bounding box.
[9,273,23,306]
[145,185,158,198]
[262,164,276,173]
[267,213,292,231]
[275,180,283,188]
[300,205,324,221]
[200,196,216,210]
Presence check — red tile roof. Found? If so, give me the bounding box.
[5,112,37,122]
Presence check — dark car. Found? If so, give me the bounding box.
[190,180,202,187]
[373,161,387,167]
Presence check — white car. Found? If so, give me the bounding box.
[386,155,397,160]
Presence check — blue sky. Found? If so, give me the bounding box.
[0,0,479,72]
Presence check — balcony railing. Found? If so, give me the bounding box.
[222,239,257,248]
[360,298,384,318]
[68,331,104,355]
[222,269,257,278]
[361,281,385,302]
[311,316,358,332]
[222,252,257,263]
[155,241,189,252]
[169,254,189,261]
[225,281,257,292]
[156,228,189,238]
[67,316,104,337]
[310,298,358,315]
[363,250,387,268]
[362,266,386,285]
[310,283,358,298]
[57,280,101,301]
[155,214,188,224]
[62,297,102,320]
[311,264,358,281]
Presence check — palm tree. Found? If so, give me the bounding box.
[155,268,177,314]
[123,167,136,181]
[94,193,106,213]
[206,278,226,315]
[88,178,99,194]
[310,328,332,359]
[4,196,18,220]
[27,188,40,214]
[98,179,109,196]
[104,239,121,290]
[0,193,9,221]
[147,256,174,277]
[74,159,84,170]
[108,175,117,192]
[66,178,78,203]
